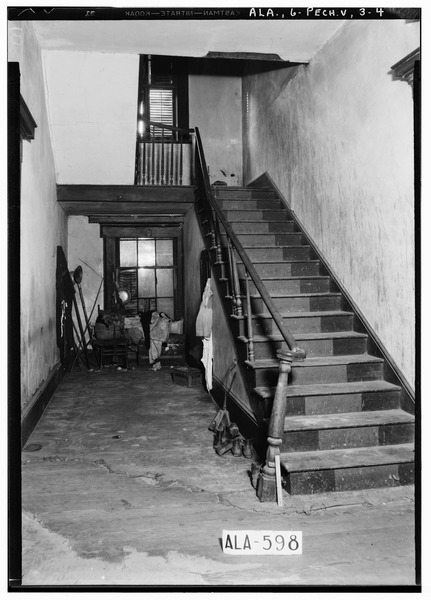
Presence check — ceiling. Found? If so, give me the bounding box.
[32,19,345,63]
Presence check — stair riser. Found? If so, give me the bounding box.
[232,221,295,234]
[214,189,276,200]
[251,314,354,336]
[245,278,330,295]
[224,233,303,246]
[245,247,311,261]
[237,261,320,278]
[281,422,414,453]
[252,362,384,387]
[241,336,367,360]
[223,210,287,222]
[250,295,341,313]
[218,199,281,210]
[284,390,401,416]
[286,462,414,495]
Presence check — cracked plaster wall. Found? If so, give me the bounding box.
[243,20,418,388]
[9,22,68,410]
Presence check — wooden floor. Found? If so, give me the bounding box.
[21,365,418,589]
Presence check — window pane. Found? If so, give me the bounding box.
[138,239,155,266]
[156,268,174,297]
[157,298,174,318]
[138,268,155,297]
[156,240,173,266]
[120,240,137,267]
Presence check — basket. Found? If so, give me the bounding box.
[171,367,202,388]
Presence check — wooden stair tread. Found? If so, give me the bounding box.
[248,292,341,299]
[251,309,354,318]
[239,275,330,281]
[242,244,307,249]
[283,408,414,431]
[239,331,367,344]
[247,354,384,369]
[254,380,401,399]
[230,219,294,224]
[280,443,414,472]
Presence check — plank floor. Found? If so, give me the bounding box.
[21,365,417,588]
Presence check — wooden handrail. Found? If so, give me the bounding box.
[194,127,305,358]
[139,117,195,136]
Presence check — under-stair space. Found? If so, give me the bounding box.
[211,185,415,496]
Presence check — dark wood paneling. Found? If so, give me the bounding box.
[100,226,182,238]
[57,185,195,216]
[89,215,184,226]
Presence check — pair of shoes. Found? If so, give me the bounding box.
[151,361,161,371]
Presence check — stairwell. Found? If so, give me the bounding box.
[212,184,415,496]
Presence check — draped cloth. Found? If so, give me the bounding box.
[196,278,213,390]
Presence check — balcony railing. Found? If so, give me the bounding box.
[135,118,195,186]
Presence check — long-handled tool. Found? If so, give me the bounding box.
[73,266,91,335]
[71,286,90,369]
[70,275,104,371]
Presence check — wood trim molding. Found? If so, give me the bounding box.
[21,361,65,447]
[391,48,420,88]
[20,95,37,141]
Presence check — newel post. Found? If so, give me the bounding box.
[256,350,293,502]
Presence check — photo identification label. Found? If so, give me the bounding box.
[222,530,302,555]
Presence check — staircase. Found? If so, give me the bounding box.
[213,185,415,496]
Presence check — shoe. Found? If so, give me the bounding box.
[231,437,242,457]
[243,439,253,459]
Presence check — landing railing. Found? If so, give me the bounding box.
[194,127,307,502]
[135,118,195,186]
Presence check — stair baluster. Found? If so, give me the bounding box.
[256,350,292,502]
[161,127,165,185]
[179,134,184,185]
[214,214,224,266]
[170,136,174,185]
[137,141,144,185]
[245,271,255,362]
[227,241,237,316]
[151,126,155,185]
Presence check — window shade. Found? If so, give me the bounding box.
[149,88,174,137]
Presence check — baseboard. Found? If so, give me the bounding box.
[21,361,65,448]
[249,171,415,414]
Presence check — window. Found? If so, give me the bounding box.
[118,237,175,317]
[136,55,189,140]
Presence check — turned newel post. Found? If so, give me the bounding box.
[256,350,293,502]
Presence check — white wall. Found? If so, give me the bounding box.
[43,50,139,184]
[243,20,419,388]
[9,22,68,410]
[67,217,104,336]
[189,71,243,185]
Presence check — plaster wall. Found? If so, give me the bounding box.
[243,20,418,388]
[42,50,139,185]
[9,22,68,410]
[67,217,104,336]
[189,72,243,185]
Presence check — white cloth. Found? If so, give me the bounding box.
[196,279,213,390]
[196,278,213,338]
[201,332,213,391]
